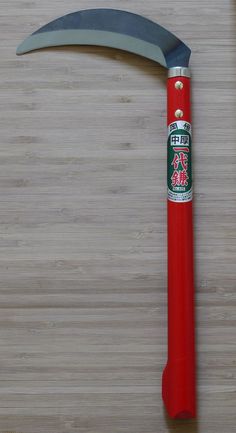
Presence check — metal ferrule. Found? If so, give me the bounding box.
[168,67,190,78]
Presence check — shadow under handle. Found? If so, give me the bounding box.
[162,72,196,419]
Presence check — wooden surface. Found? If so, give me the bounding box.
[0,0,236,432]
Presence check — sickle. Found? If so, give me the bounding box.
[17,8,196,419]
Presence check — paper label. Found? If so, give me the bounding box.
[167,121,192,203]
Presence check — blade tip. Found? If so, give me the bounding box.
[16,35,35,55]
[16,48,23,55]
[16,43,27,55]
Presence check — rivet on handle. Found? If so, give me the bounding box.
[175,81,184,90]
[175,109,184,118]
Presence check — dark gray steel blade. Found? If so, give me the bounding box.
[16,9,191,68]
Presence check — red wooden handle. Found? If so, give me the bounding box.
[162,75,196,418]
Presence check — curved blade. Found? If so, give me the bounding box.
[16,9,191,68]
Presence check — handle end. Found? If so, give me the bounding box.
[162,361,196,419]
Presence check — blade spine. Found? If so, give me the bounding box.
[33,8,171,36]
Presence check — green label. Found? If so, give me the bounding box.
[167,121,192,203]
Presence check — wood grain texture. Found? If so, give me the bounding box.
[0,0,236,432]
